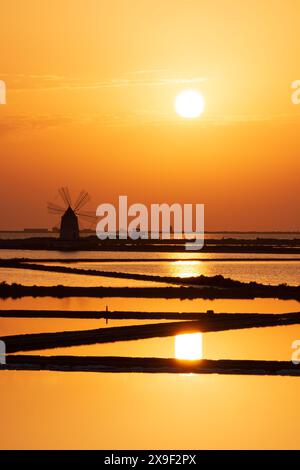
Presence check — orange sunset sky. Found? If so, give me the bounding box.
[0,0,300,231]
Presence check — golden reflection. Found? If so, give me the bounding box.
[172,260,202,278]
[175,333,203,360]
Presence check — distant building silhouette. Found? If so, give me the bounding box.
[48,187,96,242]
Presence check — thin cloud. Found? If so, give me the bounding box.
[0,114,74,135]
[1,72,210,92]
[1,110,300,135]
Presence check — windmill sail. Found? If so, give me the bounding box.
[48,187,96,240]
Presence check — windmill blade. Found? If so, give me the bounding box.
[74,190,87,211]
[75,191,91,212]
[77,211,97,228]
[79,215,96,223]
[47,202,65,214]
[77,210,97,220]
[81,192,91,208]
[76,191,90,211]
[63,186,72,207]
[61,186,71,206]
[58,187,69,207]
[48,208,64,215]
[73,190,86,210]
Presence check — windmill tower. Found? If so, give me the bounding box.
[60,205,79,240]
[48,188,94,241]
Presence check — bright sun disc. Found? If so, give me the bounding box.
[175,89,205,119]
[175,333,203,360]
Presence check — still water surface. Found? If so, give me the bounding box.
[1,251,300,448]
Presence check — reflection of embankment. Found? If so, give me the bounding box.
[2,356,300,376]
[4,257,300,263]
[2,310,300,320]
[2,312,300,352]
[1,236,300,253]
[1,282,300,300]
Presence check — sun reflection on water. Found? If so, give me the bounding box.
[175,333,203,360]
[171,260,202,278]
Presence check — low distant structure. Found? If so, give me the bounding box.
[206,310,215,315]
[23,228,48,233]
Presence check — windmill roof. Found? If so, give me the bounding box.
[62,206,77,219]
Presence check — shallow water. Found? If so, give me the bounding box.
[1,249,300,260]
[46,259,300,286]
[1,250,300,449]
[2,253,300,287]
[1,296,299,314]
[1,371,300,449]
[11,324,300,362]
[0,267,170,288]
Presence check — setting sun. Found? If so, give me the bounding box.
[1,0,300,453]
[175,90,205,119]
[175,333,203,360]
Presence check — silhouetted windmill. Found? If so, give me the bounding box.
[48,187,95,241]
